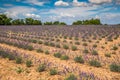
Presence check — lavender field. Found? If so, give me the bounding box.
[0,25,120,80]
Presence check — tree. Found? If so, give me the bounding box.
[53,21,60,25]
[33,20,42,25]
[25,18,34,25]
[44,22,53,25]
[83,20,90,25]
[12,19,25,25]
[25,18,42,25]
[72,20,82,25]
[72,19,101,25]
[60,22,66,25]
[53,21,67,25]
[0,14,12,25]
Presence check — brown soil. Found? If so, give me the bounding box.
[0,43,120,80]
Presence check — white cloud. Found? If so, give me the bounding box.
[89,0,112,4]
[73,0,88,7]
[60,13,75,17]
[40,6,99,24]
[48,7,98,17]
[0,8,6,13]
[24,0,44,6]
[101,13,120,19]
[55,0,69,6]
[25,13,41,19]
[99,13,120,24]
[4,6,37,18]
[95,15,100,19]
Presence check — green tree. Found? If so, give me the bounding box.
[44,22,53,25]
[53,21,60,25]
[25,18,34,25]
[72,20,82,25]
[60,22,66,25]
[89,19,101,25]
[0,14,12,25]
[72,19,101,25]
[12,19,25,25]
[33,20,42,25]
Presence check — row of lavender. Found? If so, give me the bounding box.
[0,29,120,71]
[0,46,108,80]
[0,25,120,40]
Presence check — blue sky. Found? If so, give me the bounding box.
[0,0,120,25]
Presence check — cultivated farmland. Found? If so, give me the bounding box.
[0,25,120,80]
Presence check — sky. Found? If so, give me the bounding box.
[0,0,120,25]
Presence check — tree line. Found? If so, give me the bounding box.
[72,19,101,25]
[0,14,102,25]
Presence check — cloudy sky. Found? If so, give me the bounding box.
[0,0,120,25]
